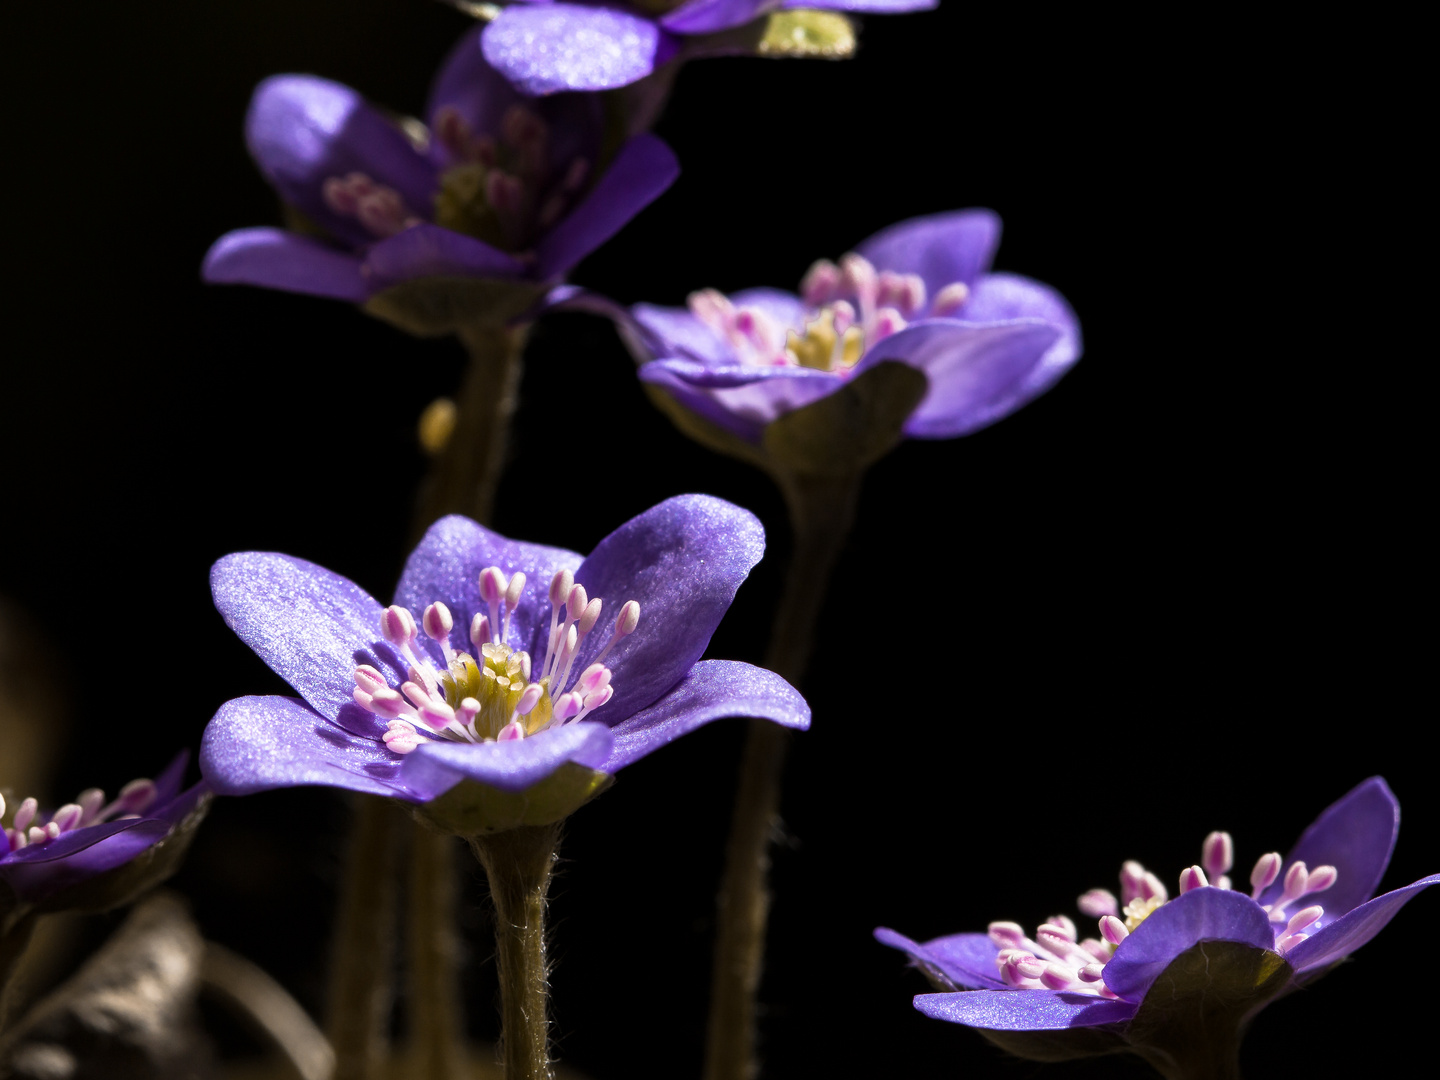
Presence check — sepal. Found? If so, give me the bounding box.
[414,764,614,836]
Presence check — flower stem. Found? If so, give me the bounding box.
[413,321,529,537]
[703,471,862,1080]
[468,824,561,1080]
[326,797,402,1080]
[407,825,467,1080]
[0,910,38,1035]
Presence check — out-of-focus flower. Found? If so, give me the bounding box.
[619,209,1079,451]
[201,496,808,832]
[876,778,1438,1074]
[1,754,210,909]
[202,26,677,325]
[479,0,936,95]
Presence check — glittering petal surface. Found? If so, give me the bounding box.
[959,272,1082,402]
[211,552,404,724]
[915,990,1138,1030]
[1286,873,1440,976]
[1102,887,1277,1003]
[853,319,1061,439]
[535,134,679,280]
[404,721,614,792]
[660,0,777,34]
[200,695,422,799]
[394,514,584,664]
[875,928,1008,991]
[639,358,840,444]
[855,209,1002,295]
[1260,776,1399,921]
[482,5,667,95]
[362,223,529,288]
[602,660,809,771]
[568,495,765,720]
[202,227,371,301]
[245,75,438,250]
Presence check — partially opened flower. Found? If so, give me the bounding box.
[203,25,678,329]
[201,496,808,832]
[1,754,210,911]
[876,778,1438,1079]
[620,208,1079,455]
[480,0,936,96]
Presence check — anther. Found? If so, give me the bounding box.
[801,260,842,306]
[116,779,157,815]
[988,922,1026,950]
[480,567,508,608]
[355,665,388,695]
[505,572,527,611]
[1039,964,1077,991]
[549,568,574,607]
[77,788,105,825]
[471,613,491,649]
[593,600,639,665]
[497,719,525,741]
[831,300,857,337]
[578,597,603,637]
[1100,916,1128,947]
[1285,905,1324,935]
[1276,932,1308,954]
[1077,963,1106,983]
[1179,866,1209,894]
[871,306,907,343]
[423,602,453,643]
[456,698,481,728]
[51,804,84,833]
[1305,865,1338,895]
[567,584,589,622]
[1250,852,1282,897]
[1281,861,1310,902]
[516,683,544,716]
[932,281,971,316]
[381,605,417,649]
[1202,831,1234,879]
[1078,889,1119,918]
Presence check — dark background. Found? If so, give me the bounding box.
[2,2,1429,1077]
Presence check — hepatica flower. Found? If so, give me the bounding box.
[481,0,937,96]
[622,209,1080,450]
[1,754,210,906]
[201,496,808,827]
[203,25,678,308]
[876,778,1438,1076]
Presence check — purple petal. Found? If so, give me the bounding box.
[566,496,765,721]
[394,514,583,665]
[602,660,809,772]
[362,223,529,288]
[1261,777,1400,921]
[1102,887,1276,1003]
[661,0,776,34]
[202,227,372,301]
[785,0,936,8]
[246,75,438,250]
[960,272,1082,400]
[482,6,671,95]
[639,358,840,444]
[402,721,613,793]
[211,553,405,724]
[852,319,1061,439]
[1,819,149,867]
[0,821,172,902]
[1285,873,1440,976]
[855,209,1002,296]
[426,26,602,172]
[535,134,679,280]
[630,305,736,365]
[199,695,426,800]
[915,990,1137,1031]
[874,928,1008,991]
[150,751,191,804]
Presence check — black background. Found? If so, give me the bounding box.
[2,2,1430,1077]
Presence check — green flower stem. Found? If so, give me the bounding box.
[0,910,39,1034]
[469,823,562,1080]
[704,470,862,1080]
[407,826,466,1080]
[413,322,529,537]
[326,797,403,1080]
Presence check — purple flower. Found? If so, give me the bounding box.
[481,0,937,96]
[1,753,210,906]
[876,778,1438,1067]
[200,496,809,822]
[610,209,1080,448]
[202,26,678,306]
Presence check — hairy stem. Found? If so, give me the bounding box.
[469,823,561,1080]
[407,825,467,1080]
[413,322,528,540]
[326,797,402,1080]
[0,910,39,1035]
[703,471,862,1080]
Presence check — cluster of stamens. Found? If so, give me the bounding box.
[352,565,639,756]
[2,780,158,855]
[687,252,974,375]
[321,104,590,254]
[989,830,1339,997]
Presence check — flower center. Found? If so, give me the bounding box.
[686,252,975,374]
[987,829,1340,998]
[353,566,639,755]
[2,780,158,855]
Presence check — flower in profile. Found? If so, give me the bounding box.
[1,754,210,909]
[593,209,1079,472]
[876,778,1438,1078]
[479,0,936,96]
[202,25,678,321]
[201,496,808,831]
